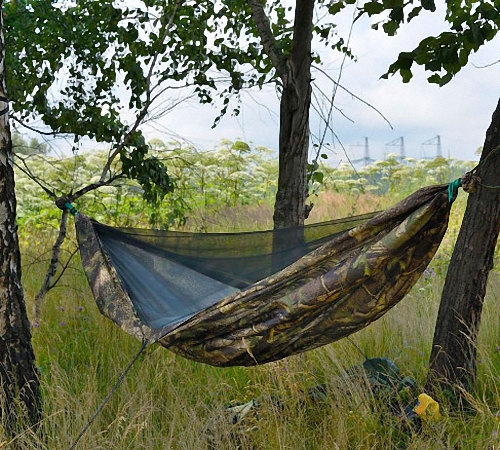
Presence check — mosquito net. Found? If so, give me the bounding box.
[91,213,376,330]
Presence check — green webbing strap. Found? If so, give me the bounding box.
[448,178,462,202]
[64,202,78,216]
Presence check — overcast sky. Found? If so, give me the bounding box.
[142,2,500,164]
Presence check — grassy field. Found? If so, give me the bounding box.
[4,188,500,449]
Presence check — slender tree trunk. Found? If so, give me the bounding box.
[273,0,314,229]
[427,95,500,406]
[0,3,42,434]
[33,210,69,323]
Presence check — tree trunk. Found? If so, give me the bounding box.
[427,95,500,406]
[247,0,315,230]
[0,2,42,434]
[273,0,314,230]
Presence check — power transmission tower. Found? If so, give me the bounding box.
[421,135,442,159]
[351,137,374,166]
[385,136,406,162]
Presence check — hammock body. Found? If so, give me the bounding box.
[75,184,454,367]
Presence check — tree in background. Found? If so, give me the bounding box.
[210,0,355,229]
[358,0,500,404]
[12,133,48,155]
[189,0,388,232]
[246,0,315,229]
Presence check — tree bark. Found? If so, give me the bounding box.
[0,2,42,434]
[427,95,500,406]
[247,0,315,230]
[273,0,314,230]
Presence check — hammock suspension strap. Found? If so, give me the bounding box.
[64,202,78,216]
[447,178,462,202]
[69,340,147,449]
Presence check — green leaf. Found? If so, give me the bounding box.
[408,6,423,21]
[363,2,385,15]
[421,0,436,12]
[329,2,346,14]
[396,52,414,70]
[400,68,413,83]
[425,60,442,72]
[383,21,399,36]
[427,74,442,84]
[439,72,453,86]
[389,7,404,23]
[458,49,469,66]
[312,171,324,184]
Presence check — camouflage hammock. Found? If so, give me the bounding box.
[74,183,456,367]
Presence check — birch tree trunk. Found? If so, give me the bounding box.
[0,1,42,433]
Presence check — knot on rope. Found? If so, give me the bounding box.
[56,197,78,216]
[461,172,481,194]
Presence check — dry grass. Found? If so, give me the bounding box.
[3,189,500,449]
[181,191,383,233]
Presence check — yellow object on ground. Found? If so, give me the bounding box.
[414,393,441,421]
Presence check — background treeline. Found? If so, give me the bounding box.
[14,133,475,232]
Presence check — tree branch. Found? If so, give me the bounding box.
[13,158,56,198]
[48,247,79,291]
[246,0,289,81]
[11,115,59,136]
[69,173,124,202]
[32,209,69,323]
[312,64,393,129]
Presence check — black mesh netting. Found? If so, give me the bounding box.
[92,213,376,330]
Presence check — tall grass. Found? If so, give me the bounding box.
[4,188,500,449]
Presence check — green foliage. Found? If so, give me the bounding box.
[322,156,475,197]
[358,0,500,85]
[7,0,358,125]
[5,0,363,210]
[6,0,267,129]
[5,0,260,201]
[119,132,174,206]
[14,139,278,230]
[12,132,48,155]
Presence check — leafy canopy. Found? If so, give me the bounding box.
[355,0,500,85]
[7,0,354,129]
[6,0,354,202]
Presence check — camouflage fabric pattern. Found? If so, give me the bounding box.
[76,184,453,366]
[75,213,164,343]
